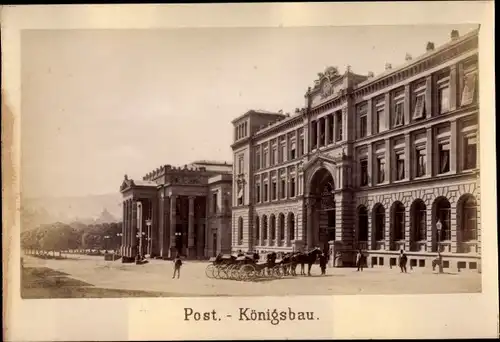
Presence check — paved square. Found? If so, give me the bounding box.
[22,254,481,297]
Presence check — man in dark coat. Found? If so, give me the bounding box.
[173,253,182,279]
[398,250,408,273]
[319,253,327,275]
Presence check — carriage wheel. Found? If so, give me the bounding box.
[230,265,240,280]
[217,266,226,279]
[205,264,215,278]
[273,265,284,279]
[240,264,256,282]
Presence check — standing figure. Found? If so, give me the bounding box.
[319,253,327,275]
[356,250,364,272]
[173,254,182,279]
[398,250,408,273]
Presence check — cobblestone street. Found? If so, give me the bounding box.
[22,254,481,297]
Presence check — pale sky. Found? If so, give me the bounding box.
[21,25,478,198]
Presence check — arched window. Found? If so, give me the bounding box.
[461,195,477,242]
[270,215,276,241]
[435,197,451,241]
[288,213,295,241]
[279,213,285,241]
[392,202,405,241]
[374,204,385,241]
[262,215,268,241]
[255,216,260,242]
[358,206,369,242]
[238,217,244,245]
[411,200,427,244]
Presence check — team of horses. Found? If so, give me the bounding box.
[262,247,325,277]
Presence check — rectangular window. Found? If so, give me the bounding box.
[290,142,296,160]
[272,181,277,200]
[377,157,385,183]
[396,153,405,180]
[464,136,477,170]
[212,193,218,214]
[375,107,384,133]
[272,147,278,165]
[416,148,426,177]
[299,137,304,156]
[393,101,404,127]
[312,122,317,149]
[255,151,261,170]
[256,184,261,203]
[461,72,477,106]
[336,112,343,141]
[264,183,269,202]
[438,143,450,174]
[359,115,367,138]
[290,177,296,198]
[281,179,286,199]
[438,85,450,114]
[360,159,368,186]
[263,149,268,168]
[413,93,426,120]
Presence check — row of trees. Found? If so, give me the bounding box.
[21,221,123,256]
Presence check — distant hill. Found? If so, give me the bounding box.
[21,193,122,231]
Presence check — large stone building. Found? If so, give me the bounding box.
[120,161,232,261]
[231,28,480,271]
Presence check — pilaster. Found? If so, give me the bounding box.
[188,196,196,257]
[449,64,458,111]
[366,98,372,136]
[169,195,177,257]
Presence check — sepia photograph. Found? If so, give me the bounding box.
[2,2,497,341]
[19,24,483,299]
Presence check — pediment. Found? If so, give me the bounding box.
[120,179,133,192]
[302,152,338,171]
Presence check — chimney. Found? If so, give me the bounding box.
[405,53,412,61]
[385,63,392,70]
[451,30,460,40]
[426,41,435,51]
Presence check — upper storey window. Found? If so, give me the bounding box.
[335,111,343,141]
[392,88,405,128]
[357,103,368,139]
[374,98,385,134]
[235,121,249,141]
[412,80,426,121]
[237,154,244,175]
[461,60,478,107]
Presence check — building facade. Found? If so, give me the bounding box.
[120,161,232,261]
[231,29,480,271]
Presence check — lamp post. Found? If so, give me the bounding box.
[145,219,152,256]
[116,232,123,255]
[175,231,182,255]
[436,219,444,274]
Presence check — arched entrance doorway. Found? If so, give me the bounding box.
[308,168,336,253]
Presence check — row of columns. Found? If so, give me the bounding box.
[254,215,296,247]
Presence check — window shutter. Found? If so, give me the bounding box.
[461,73,477,106]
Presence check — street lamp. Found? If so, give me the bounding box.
[436,219,444,274]
[175,231,182,254]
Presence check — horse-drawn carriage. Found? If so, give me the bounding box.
[205,248,323,281]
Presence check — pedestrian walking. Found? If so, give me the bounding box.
[319,253,327,275]
[172,254,182,279]
[356,250,364,271]
[398,250,408,273]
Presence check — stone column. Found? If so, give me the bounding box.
[121,201,126,255]
[367,143,373,187]
[169,195,177,258]
[127,199,132,256]
[366,99,372,136]
[450,120,458,174]
[131,200,138,258]
[325,115,331,145]
[426,127,434,177]
[158,194,164,257]
[404,84,411,125]
[449,64,458,111]
[305,197,314,249]
[332,113,337,143]
[188,196,196,258]
[385,138,392,184]
[197,198,205,259]
[425,75,433,118]
[384,93,391,131]
[404,133,411,180]
[316,119,321,148]
[342,107,348,142]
